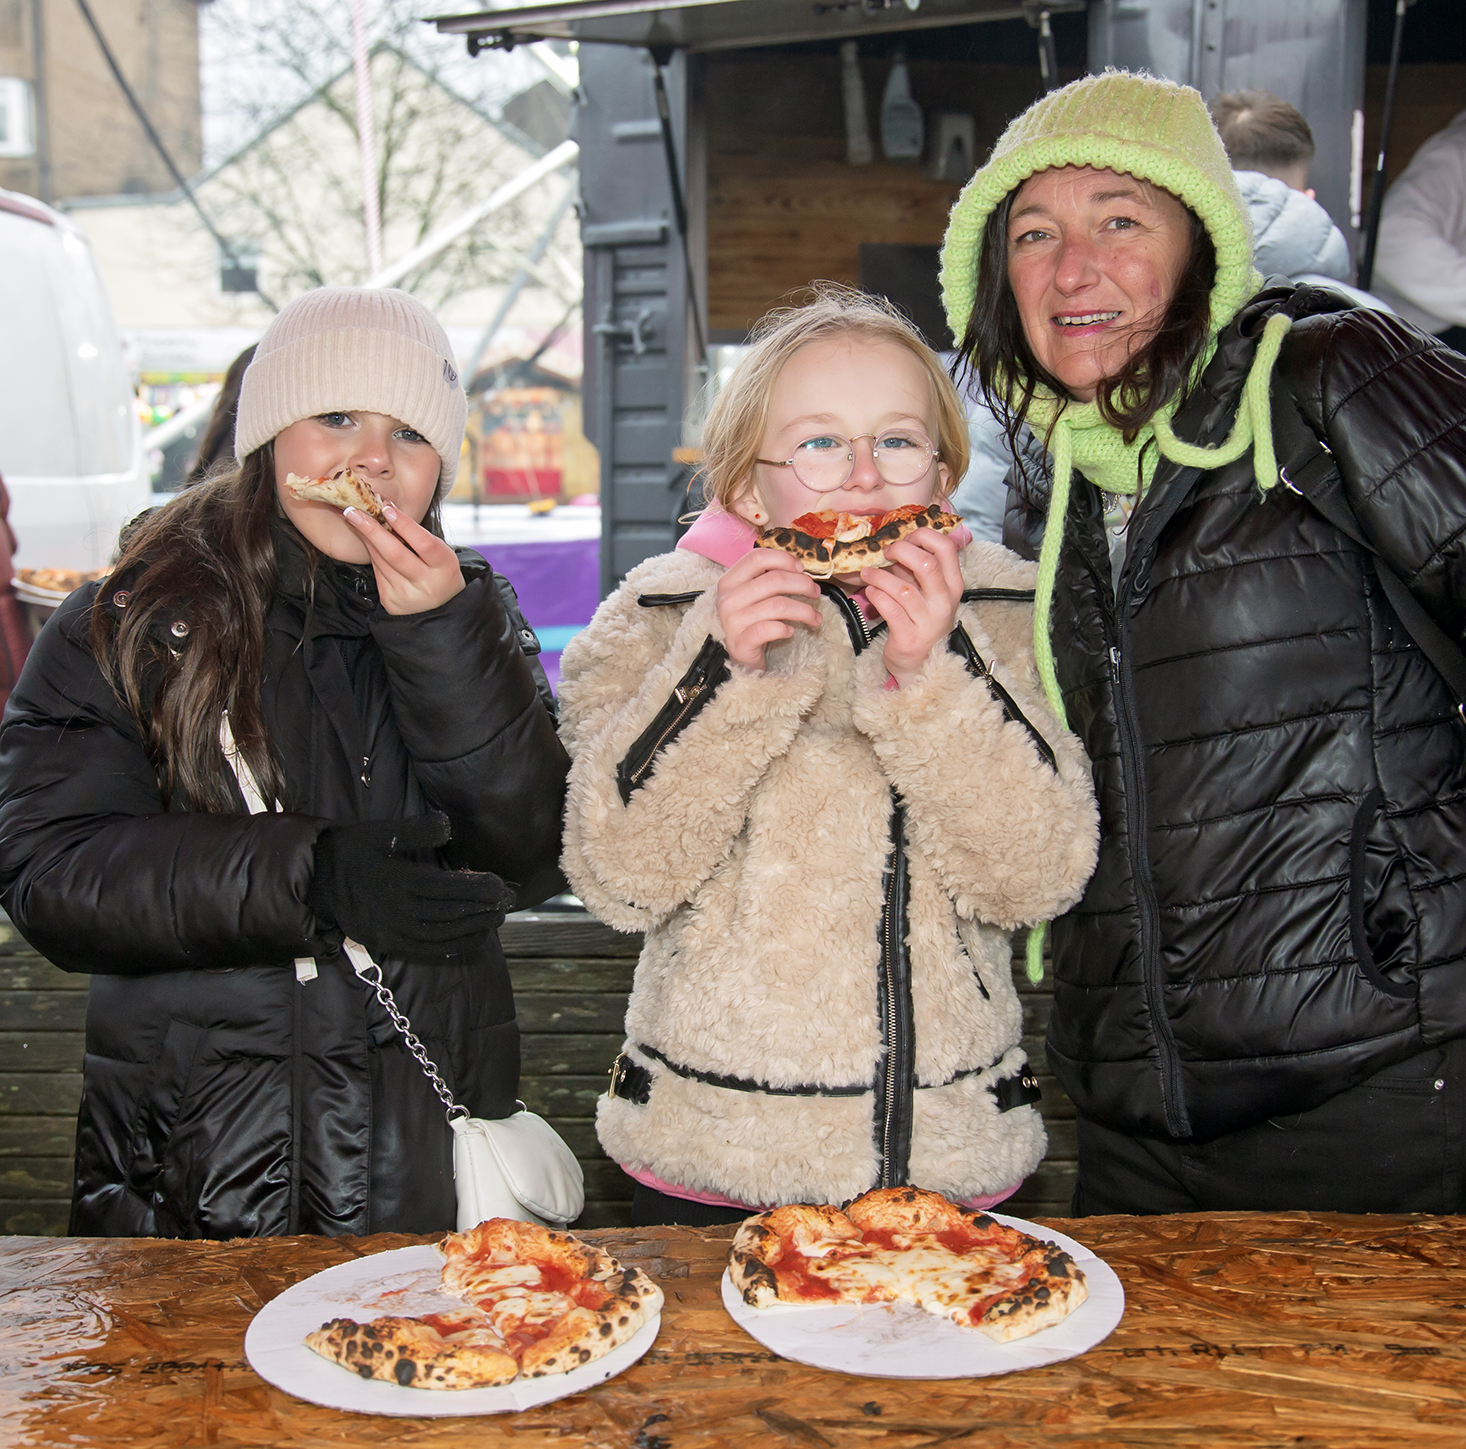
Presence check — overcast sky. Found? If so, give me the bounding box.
[198,0,545,166]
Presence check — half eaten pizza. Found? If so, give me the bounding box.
[304,1218,664,1389]
[728,1187,1087,1343]
[756,502,961,579]
[284,465,395,531]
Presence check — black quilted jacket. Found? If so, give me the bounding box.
[0,524,570,1236]
[1005,285,1466,1142]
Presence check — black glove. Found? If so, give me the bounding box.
[309,812,514,964]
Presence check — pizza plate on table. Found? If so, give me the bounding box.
[721,1213,1124,1379]
[245,1244,660,1416]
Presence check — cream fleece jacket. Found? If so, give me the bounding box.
[557,542,1099,1208]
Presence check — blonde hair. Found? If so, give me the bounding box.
[700,284,970,512]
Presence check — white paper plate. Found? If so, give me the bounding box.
[13,580,73,608]
[720,1212,1124,1379]
[244,1244,660,1416]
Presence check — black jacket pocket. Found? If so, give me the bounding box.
[616,636,731,803]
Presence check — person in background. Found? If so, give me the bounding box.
[1210,89,1387,310]
[1374,108,1466,352]
[944,69,1466,1215]
[185,345,257,486]
[0,472,32,710]
[950,398,1019,545]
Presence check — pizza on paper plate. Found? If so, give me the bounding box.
[756,502,961,579]
[16,567,106,594]
[284,466,394,531]
[728,1187,1087,1343]
[304,1218,664,1389]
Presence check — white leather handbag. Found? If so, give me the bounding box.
[222,717,584,1228]
[342,941,585,1230]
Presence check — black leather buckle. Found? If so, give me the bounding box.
[992,1068,1042,1113]
[607,1052,652,1106]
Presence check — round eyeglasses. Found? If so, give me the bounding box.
[755,430,939,493]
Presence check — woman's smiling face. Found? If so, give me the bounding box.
[1005,165,1194,402]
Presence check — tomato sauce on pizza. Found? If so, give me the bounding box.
[303,1218,663,1389]
[729,1187,1087,1342]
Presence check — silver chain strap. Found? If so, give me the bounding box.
[344,941,467,1121]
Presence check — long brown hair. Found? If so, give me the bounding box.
[956,184,1217,456]
[91,448,286,812]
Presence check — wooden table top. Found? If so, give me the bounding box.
[2,1212,1464,1447]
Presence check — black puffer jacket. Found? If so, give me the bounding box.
[0,523,570,1236]
[1006,285,1466,1142]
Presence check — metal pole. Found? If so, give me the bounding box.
[349,0,383,277]
[464,183,579,388]
[363,139,578,290]
[1358,0,1410,292]
[29,0,50,203]
[648,52,706,365]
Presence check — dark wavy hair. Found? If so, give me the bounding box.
[91,446,446,813]
[955,184,1217,462]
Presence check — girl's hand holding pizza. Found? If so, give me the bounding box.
[861,527,963,689]
[716,546,823,671]
[345,502,466,615]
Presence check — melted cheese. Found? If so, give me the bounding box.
[789,1234,1036,1324]
[482,1288,577,1338]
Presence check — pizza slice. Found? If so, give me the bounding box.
[439,1218,665,1377]
[303,1217,664,1390]
[304,1307,518,1389]
[756,502,962,578]
[283,466,394,531]
[728,1186,1087,1343]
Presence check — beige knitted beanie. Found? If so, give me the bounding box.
[235,287,467,489]
[939,70,1259,342]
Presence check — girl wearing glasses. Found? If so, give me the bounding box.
[558,285,1098,1226]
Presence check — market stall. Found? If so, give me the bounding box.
[3,1212,1463,1446]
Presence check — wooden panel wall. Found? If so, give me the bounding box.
[0,910,1076,1235]
[1362,64,1466,213]
[0,920,81,1234]
[704,53,1080,337]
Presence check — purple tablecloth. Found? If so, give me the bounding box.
[473,537,600,690]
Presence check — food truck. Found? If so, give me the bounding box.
[0,189,146,572]
[425,0,1466,595]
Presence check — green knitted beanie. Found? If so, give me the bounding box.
[939,69,1257,342]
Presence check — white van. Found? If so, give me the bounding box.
[0,189,147,570]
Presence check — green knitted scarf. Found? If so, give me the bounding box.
[1027,309,1292,728]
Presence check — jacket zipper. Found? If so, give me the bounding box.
[820,581,884,654]
[876,804,913,1186]
[616,637,731,803]
[818,582,913,1184]
[1109,626,1190,1137]
[288,973,303,1233]
[625,680,709,789]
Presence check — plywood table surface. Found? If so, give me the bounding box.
[2,1212,1464,1447]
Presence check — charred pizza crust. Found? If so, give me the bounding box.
[284,466,393,529]
[440,1219,665,1378]
[304,1309,518,1389]
[728,1186,1087,1344]
[304,1219,664,1390]
[756,502,960,579]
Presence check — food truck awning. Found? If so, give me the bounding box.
[431,0,1086,54]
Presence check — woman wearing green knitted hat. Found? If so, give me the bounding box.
[941,69,1466,1215]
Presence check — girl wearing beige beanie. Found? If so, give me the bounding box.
[0,286,572,1239]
